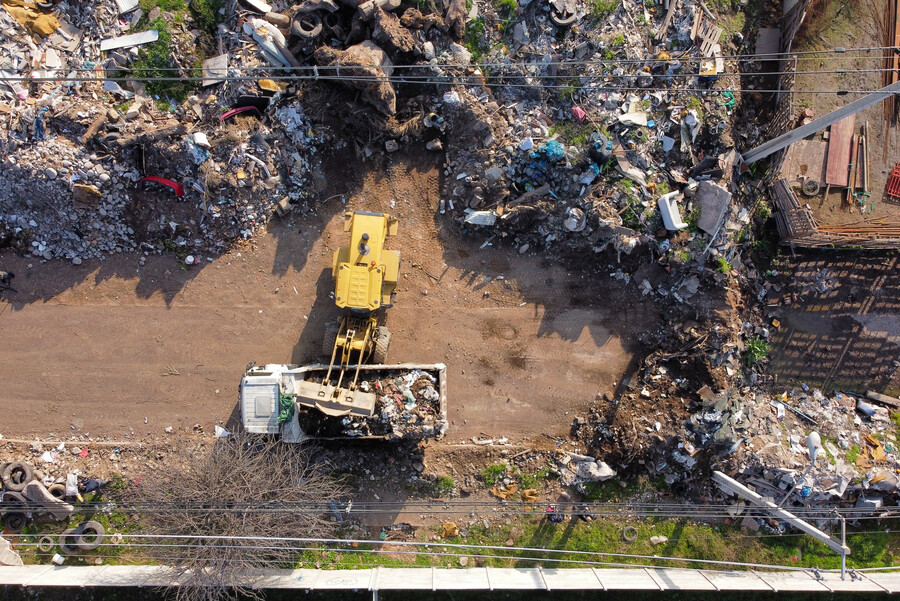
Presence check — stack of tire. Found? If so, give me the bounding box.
[1,460,105,555]
[1,461,34,533]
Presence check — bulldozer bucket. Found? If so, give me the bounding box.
[294,379,376,417]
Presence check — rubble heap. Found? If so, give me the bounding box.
[298,368,448,439]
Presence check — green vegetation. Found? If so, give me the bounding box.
[715,256,732,274]
[685,205,702,233]
[434,475,455,496]
[845,444,860,465]
[517,465,551,490]
[686,95,704,117]
[755,200,772,220]
[132,1,224,102]
[675,249,692,263]
[548,121,593,146]
[480,463,507,487]
[744,336,770,367]
[590,0,619,20]
[464,17,491,62]
[189,0,225,34]
[583,475,665,501]
[132,18,195,101]
[493,0,518,15]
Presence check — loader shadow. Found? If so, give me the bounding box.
[290,268,344,366]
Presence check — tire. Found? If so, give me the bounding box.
[323,324,339,358]
[801,178,821,197]
[75,521,105,551]
[37,536,55,553]
[623,526,638,542]
[59,528,80,555]
[292,13,322,38]
[372,327,390,364]
[1,461,33,491]
[1,490,27,512]
[3,512,26,532]
[48,483,66,500]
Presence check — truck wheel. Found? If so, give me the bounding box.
[75,521,105,551]
[373,327,391,364]
[1,462,33,492]
[323,324,339,358]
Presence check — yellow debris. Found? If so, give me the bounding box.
[2,0,60,36]
[441,522,459,538]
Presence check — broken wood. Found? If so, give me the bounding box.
[866,390,900,409]
[505,184,551,208]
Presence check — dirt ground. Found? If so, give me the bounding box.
[785,0,900,225]
[0,147,657,450]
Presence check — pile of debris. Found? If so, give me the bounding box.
[298,368,448,439]
[0,459,114,562]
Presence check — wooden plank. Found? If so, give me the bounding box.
[825,114,856,186]
[866,390,900,409]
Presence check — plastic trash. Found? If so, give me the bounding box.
[658,192,688,230]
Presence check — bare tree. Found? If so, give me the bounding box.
[133,432,346,601]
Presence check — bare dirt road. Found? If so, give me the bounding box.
[0,149,657,444]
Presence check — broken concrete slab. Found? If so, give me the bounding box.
[696,180,732,235]
[23,481,75,521]
[201,54,228,87]
[0,536,23,567]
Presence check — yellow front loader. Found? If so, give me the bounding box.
[294,211,400,417]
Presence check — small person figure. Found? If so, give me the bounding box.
[546,505,564,524]
[578,504,595,523]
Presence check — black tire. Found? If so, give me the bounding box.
[323,324,339,358]
[37,536,55,553]
[48,483,66,500]
[292,13,322,38]
[75,521,105,551]
[372,327,390,364]
[623,526,638,542]
[1,461,33,491]
[59,528,80,555]
[3,512,26,532]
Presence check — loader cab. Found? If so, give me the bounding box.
[332,211,400,312]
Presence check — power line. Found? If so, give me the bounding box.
[0,73,891,95]
[0,532,832,572]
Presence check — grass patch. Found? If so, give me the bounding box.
[685,205,701,233]
[189,0,225,34]
[548,121,593,146]
[480,463,507,487]
[464,17,491,62]
[517,465,551,490]
[590,0,619,19]
[744,336,770,367]
[132,17,196,102]
[845,444,860,464]
[715,256,732,273]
